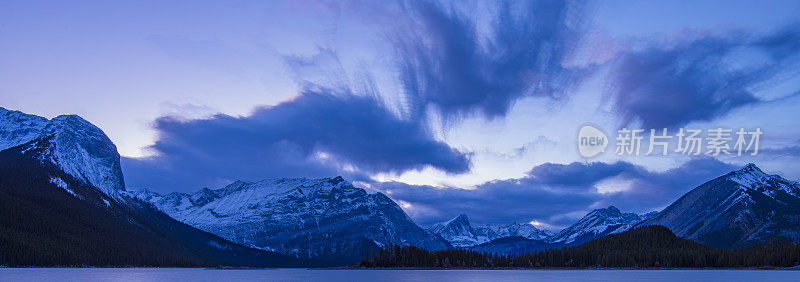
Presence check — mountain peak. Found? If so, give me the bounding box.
[1,109,125,195]
[51,114,88,123]
[435,214,471,229]
[328,176,345,184]
[427,214,479,248]
[127,188,163,202]
[587,206,623,218]
[552,206,643,245]
[450,214,471,225]
[223,180,251,191]
[642,162,800,248]
[724,163,783,191]
[735,163,767,176]
[190,187,219,206]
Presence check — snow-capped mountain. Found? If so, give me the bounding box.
[0,107,124,194]
[483,222,554,241]
[132,177,452,261]
[427,214,553,248]
[640,163,800,248]
[427,215,490,248]
[0,109,312,267]
[550,206,648,245]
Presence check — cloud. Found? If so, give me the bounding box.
[526,161,641,187]
[612,27,800,128]
[122,90,470,192]
[123,0,589,193]
[372,157,737,228]
[364,0,591,122]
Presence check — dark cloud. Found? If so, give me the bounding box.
[613,28,800,128]
[527,161,641,187]
[123,90,470,193]
[388,0,589,121]
[373,157,737,227]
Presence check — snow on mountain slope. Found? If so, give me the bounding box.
[639,163,800,248]
[0,107,49,149]
[0,107,125,194]
[482,222,554,241]
[132,176,451,260]
[550,206,645,245]
[427,214,553,248]
[0,143,316,267]
[427,215,486,248]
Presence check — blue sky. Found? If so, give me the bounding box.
[2,0,800,228]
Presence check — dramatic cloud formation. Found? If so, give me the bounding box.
[119,0,800,223]
[123,0,594,192]
[373,158,737,228]
[388,0,590,121]
[123,90,470,192]
[612,28,800,128]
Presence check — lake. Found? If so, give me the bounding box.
[1,268,798,281]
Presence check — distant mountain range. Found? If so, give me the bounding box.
[425,214,552,248]
[3,106,800,266]
[361,225,800,268]
[426,206,655,253]
[130,177,451,263]
[427,165,800,253]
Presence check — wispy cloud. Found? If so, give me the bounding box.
[387,0,591,122]
[611,27,800,128]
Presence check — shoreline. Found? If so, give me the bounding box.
[0,266,798,270]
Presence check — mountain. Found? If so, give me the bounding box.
[133,177,452,263]
[362,225,800,268]
[0,108,316,267]
[427,215,492,248]
[0,107,124,195]
[482,222,554,241]
[550,206,647,245]
[639,163,800,248]
[427,214,553,248]
[469,236,560,255]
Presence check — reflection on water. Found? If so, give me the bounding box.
[0,268,798,282]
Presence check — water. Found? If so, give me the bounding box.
[1,268,798,281]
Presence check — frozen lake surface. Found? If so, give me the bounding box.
[1,268,799,281]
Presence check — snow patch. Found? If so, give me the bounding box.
[49,177,79,199]
[206,240,231,250]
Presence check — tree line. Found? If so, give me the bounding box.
[359,225,800,268]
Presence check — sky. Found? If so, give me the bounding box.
[2,0,800,229]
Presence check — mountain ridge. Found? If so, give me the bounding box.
[132,176,453,263]
[550,205,649,246]
[426,214,554,248]
[0,137,320,267]
[639,163,800,248]
[0,107,125,195]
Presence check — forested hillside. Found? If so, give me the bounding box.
[360,226,800,268]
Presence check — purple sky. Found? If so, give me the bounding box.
[2,0,800,228]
